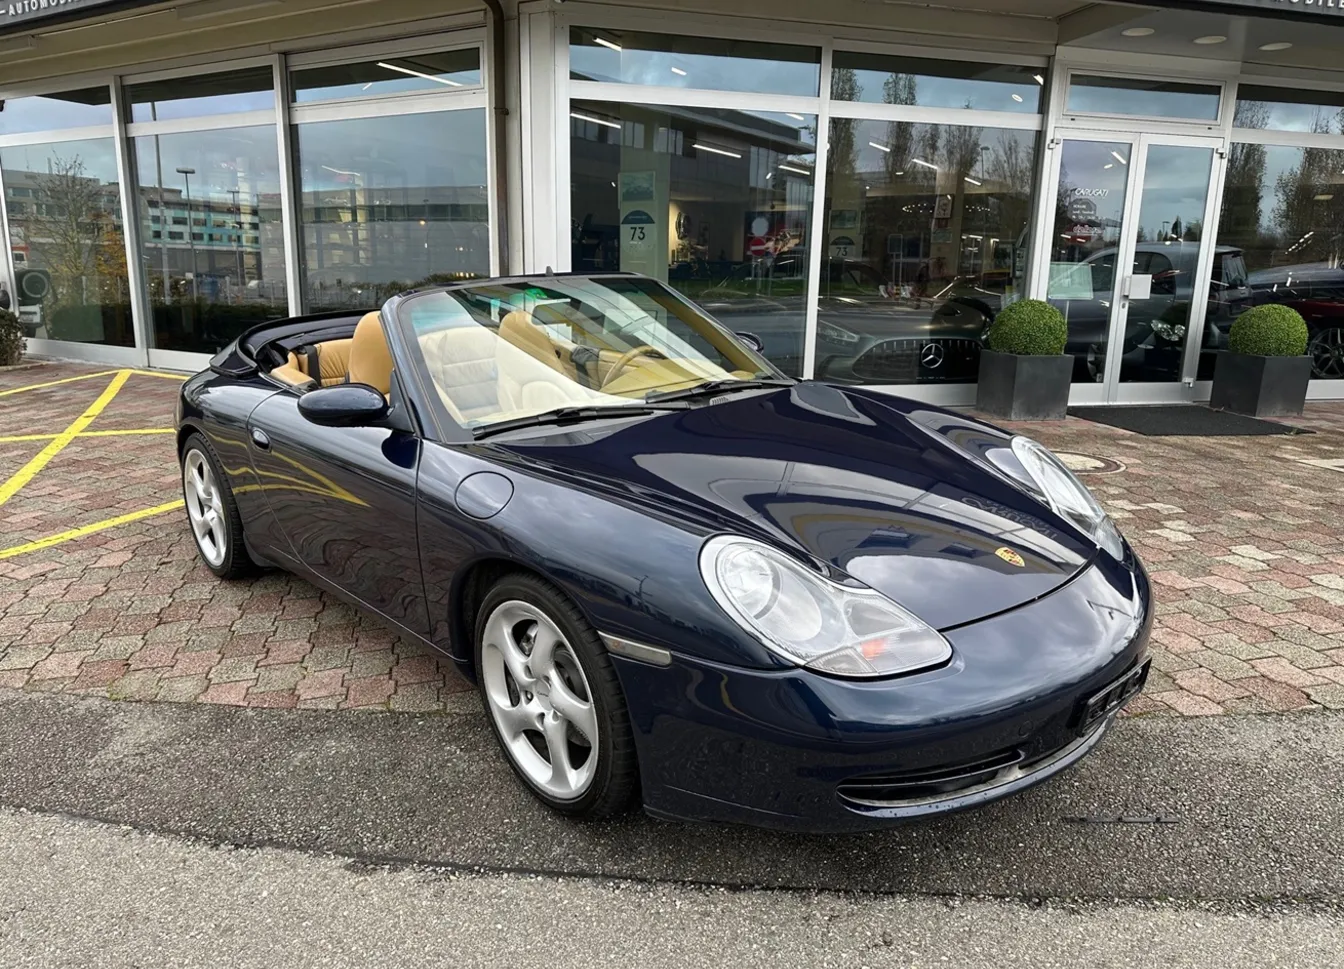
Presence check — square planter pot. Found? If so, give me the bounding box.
[975,349,1072,421]
[1209,352,1311,418]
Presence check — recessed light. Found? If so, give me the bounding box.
[1033,74,1045,85]
[1194,35,1227,45]
[1121,27,1155,37]
[1012,93,1024,102]
[869,141,891,152]
[670,66,687,76]
[1259,42,1293,52]
[1315,194,1334,201]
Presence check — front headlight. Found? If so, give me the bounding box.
[699,535,952,678]
[1006,436,1124,561]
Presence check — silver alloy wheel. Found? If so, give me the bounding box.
[1310,327,1344,379]
[183,449,227,568]
[481,599,600,800]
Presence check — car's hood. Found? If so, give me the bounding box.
[492,383,1096,630]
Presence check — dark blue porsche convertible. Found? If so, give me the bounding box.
[176,272,1151,833]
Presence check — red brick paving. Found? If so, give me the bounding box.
[2,361,1344,716]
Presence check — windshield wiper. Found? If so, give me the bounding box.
[472,403,687,439]
[644,376,794,403]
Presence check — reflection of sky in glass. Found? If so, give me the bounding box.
[133,125,282,202]
[832,55,1041,114]
[1235,88,1344,134]
[569,28,819,96]
[1133,145,1211,243]
[0,137,120,183]
[1067,76,1219,121]
[129,68,275,122]
[0,90,111,134]
[292,51,482,103]
[295,110,488,193]
[1054,140,1130,251]
[294,109,491,293]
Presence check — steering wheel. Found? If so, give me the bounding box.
[601,345,664,389]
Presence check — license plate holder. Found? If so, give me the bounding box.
[1078,660,1151,730]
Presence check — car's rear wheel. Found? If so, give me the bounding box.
[181,432,256,580]
[475,574,638,818]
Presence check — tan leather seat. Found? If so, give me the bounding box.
[270,361,314,387]
[348,311,394,395]
[288,338,354,386]
[499,310,575,378]
[419,325,504,423]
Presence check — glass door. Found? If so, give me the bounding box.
[1040,132,1225,403]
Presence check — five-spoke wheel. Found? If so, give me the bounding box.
[475,574,637,817]
[183,448,227,568]
[180,433,255,579]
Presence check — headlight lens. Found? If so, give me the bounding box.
[1008,436,1124,560]
[700,536,952,678]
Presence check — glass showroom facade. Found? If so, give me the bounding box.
[2,0,1344,402]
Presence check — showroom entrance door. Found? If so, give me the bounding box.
[1040,131,1230,404]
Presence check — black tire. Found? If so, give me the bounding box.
[180,432,258,580]
[474,572,639,819]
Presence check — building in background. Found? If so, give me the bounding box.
[1,0,1343,401]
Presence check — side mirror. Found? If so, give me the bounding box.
[735,330,765,353]
[297,383,388,427]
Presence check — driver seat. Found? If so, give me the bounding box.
[348,311,393,396]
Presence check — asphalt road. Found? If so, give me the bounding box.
[3,807,1342,969]
[0,689,1341,905]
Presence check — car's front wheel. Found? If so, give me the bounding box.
[181,432,256,580]
[475,574,638,819]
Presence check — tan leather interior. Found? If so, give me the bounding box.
[269,362,314,388]
[288,338,354,387]
[348,311,394,395]
[418,322,596,425]
[499,310,577,379]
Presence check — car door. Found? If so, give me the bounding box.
[246,390,429,638]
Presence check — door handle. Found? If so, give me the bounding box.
[250,428,271,451]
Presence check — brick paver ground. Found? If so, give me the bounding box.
[2,360,1343,716]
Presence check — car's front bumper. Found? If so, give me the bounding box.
[609,556,1151,833]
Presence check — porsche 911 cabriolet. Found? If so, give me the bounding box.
[176,272,1151,833]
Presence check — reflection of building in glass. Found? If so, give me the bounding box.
[140,185,284,300]
[2,163,133,345]
[299,179,491,308]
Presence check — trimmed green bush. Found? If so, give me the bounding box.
[0,309,23,366]
[1228,303,1309,357]
[985,299,1068,356]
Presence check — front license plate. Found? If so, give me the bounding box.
[1079,660,1151,730]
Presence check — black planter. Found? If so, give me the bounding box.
[1209,352,1311,418]
[975,349,1073,421]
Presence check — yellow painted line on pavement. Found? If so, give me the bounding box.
[0,428,174,444]
[0,370,131,507]
[0,499,185,560]
[0,369,124,397]
[128,369,189,381]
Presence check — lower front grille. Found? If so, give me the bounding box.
[837,748,1024,806]
[836,723,1107,810]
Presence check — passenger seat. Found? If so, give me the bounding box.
[288,338,354,386]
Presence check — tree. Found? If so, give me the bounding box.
[26,154,124,309]
[1222,99,1270,263]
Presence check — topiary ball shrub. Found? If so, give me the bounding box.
[1228,303,1308,357]
[985,299,1068,356]
[0,309,24,366]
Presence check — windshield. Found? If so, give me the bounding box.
[397,275,778,429]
